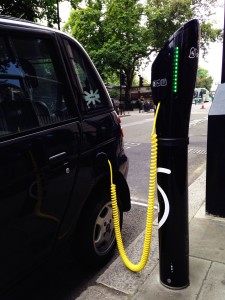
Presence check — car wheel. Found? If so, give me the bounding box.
[74,190,123,267]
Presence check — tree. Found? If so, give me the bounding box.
[64,0,222,101]
[196,67,213,91]
[145,0,222,55]
[0,0,59,27]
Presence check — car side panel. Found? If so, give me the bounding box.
[0,121,81,291]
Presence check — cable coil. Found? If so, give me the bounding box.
[108,103,160,272]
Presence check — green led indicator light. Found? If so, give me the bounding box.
[173,47,179,93]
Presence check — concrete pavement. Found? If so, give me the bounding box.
[132,176,225,300]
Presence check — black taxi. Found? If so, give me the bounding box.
[0,16,130,294]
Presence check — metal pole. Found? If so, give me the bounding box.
[56,0,60,30]
[120,70,122,103]
[221,0,225,83]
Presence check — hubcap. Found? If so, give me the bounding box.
[93,201,118,256]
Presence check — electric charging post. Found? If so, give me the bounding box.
[151,19,200,289]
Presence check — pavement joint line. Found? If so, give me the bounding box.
[97,282,128,297]
[189,254,214,264]
[195,260,213,300]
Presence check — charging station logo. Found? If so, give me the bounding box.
[189,47,198,58]
[157,167,171,229]
[152,78,167,87]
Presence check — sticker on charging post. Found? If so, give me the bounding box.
[157,167,171,228]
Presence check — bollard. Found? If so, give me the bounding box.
[201,98,205,109]
[151,19,200,289]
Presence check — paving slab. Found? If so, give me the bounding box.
[188,171,206,222]
[190,215,225,264]
[198,262,225,300]
[96,224,159,295]
[131,257,211,300]
[76,284,127,300]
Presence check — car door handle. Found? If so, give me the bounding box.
[49,152,68,167]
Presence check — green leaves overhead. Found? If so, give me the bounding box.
[146,0,194,49]
[64,0,222,91]
[0,0,59,27]
[1,0,220,98]
[64,0,150,86]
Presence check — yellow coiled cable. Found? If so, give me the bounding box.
[108,102,160,272]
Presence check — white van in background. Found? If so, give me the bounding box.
[193,88,210,103]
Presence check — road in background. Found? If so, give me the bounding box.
[122,103,209,203]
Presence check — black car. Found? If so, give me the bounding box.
[0,16,130,294]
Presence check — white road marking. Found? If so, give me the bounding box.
[122,118,153,128]
[131,200,158,210]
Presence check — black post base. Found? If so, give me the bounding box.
[157,138,189,289]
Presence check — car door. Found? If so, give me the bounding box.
[58,37,119,201]
[0,28,81,291]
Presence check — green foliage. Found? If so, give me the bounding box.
[107,87,120,99]
[196,67,213,91]
[145,0,194,50]
[0,0,59,27]
[200,22,223,56]
[64,0,222,100]
[146,0,222,54]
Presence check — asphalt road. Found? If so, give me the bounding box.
[123,104,208,203]
[5,103,209,300]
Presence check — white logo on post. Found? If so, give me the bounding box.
[189,47,198,59]
[157,167,171,228]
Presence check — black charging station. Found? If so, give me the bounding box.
[151,19,200,289]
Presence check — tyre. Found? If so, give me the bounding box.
[74,190,123,267]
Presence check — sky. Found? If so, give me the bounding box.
[59,0,224,90]
[198,0,224,89]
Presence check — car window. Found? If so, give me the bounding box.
[63,39,109,112]
[0,35,73,137]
